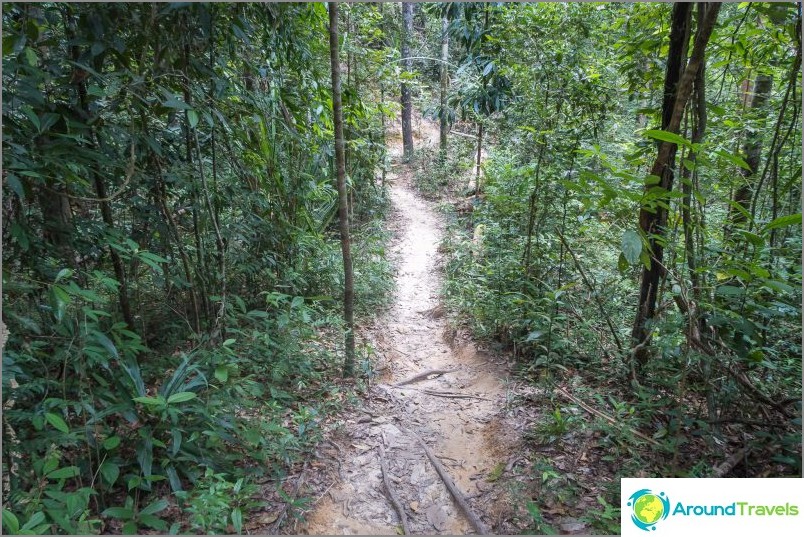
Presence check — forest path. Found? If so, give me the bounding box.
[300,118,515,535]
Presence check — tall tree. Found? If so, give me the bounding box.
[401,1,414,161]
[328,2,356,376]
[439,11,449,158]
[631,2,721,367]
[727,74,772,233]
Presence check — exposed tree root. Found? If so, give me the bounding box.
[712,448,750,477]
[392,386,492,401]
[392,368,459,387]
[378,444,411,535]
[403,427,490,535]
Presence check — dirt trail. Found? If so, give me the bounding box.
[301,119,514,535]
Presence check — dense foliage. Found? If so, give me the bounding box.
[2,2,801,535]
[2,2,394,533]
[414,1,800,531]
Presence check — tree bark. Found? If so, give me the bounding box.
[474,122,483,200]
[439,13,449,158]
[727,75,772,233]
[631,2,721,366]
[401,2,414,161]
[329,2,356,376]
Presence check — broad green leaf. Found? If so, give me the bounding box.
[54,268,73,283]
[100,461,120,485]
[140,499,168,516]
[102,507,133,519]
[103,436,121,450]
[222,338,236,347]
[45,412,69,433]
[20,512,46,531]
[763,213,801,231]
[214,365,229,383]
[232,508,243,534]
[716,285,745,297]
[621,230,642,265]
[167,392,197,404]
[525,330,544,342]
[715,149,751,170]
[133,396,166,406]
[643,129,689,146]
[617,252,629,273]
[6,174,26,200]
[139,514,167,531]
[91,330,119,360]
[47,466,80,479]
[740,231,764,248]
[171,429,182,457]
[187,109,199,129]
[3,509,20,534]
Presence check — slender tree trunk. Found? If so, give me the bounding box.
[682,51,707,309]
[380,83,387,189]
[401,2,414,161]
[475,122,483,200]
[439,13,449,158]
[68,14,135,329]
[182,26,211,324]
[631,2,721,366]
[329,2,356,376]
[727,75,772,233]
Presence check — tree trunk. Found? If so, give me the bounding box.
[401,2,414,161]
[329,2,356,376]
[631,2,721,366]
[69,16,135,329]
[727,74,772,232]
[439,13,449,158]
[475,122,483,201]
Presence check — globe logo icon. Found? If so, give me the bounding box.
[627,489,670,531]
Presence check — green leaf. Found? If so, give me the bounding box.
[621,230,642,265]
[214,365,229,383]
[133,396,166,407]
[140,499,168,516]
[617,252,630,273]
[139,514,167,531]
[54,268,73,283]
[3,509,20,534]
[45,412,69,433]
[100,461,120,486]
[102,507,134,519]
[763,213,801,231]
[20,512,46,531]
[525,330,544,342]
[47,466,80,479]
[222,338,236,347]
[171,429,182,457]
[643,129,690,146]
[716,285,745,297]
[161,96,191,110]
[187,109,199,129]
[91,330,119,360]
[740,231,764,248]
[103,436,121,450]
[167,392,197,404]
[232,508,243,534]
[715,149,751,170]
[6,174,26,200]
